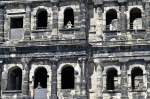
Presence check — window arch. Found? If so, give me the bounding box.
[130,8,142,29]
[61,65,74,89]
[106,9,117,30]
[34,67,48,88]
[7,67,22,90]
[64,7,74,28]
[36,9,48,29]
[131,67,143,90]
[106,68,118,90]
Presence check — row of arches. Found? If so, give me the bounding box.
[36,7,74,29]
[106,67,143,90]
[6,65,75,90]
[36,7,142,30]
[6,65,144,92]
[106,7,142,30]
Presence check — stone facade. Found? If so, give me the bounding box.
[0,0,150,99]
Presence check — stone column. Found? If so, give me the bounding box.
[24,4,31,40]
[120,5,127,33]
[121,63,128,99]
[21,58,31,99]
[79,58,87,99]
[146,63,150,98]
[0,60,3,99]
[94,59,103,99]
[51,4,59,39]
[51,59,58,99]
[0,5,4,42]
[96,7,103,41]
[144,2,150,39]
[78,3,87,39]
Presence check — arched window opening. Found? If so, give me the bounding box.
[64,8,74,28]
[61,66,74,89]
[130,8,142,29]
[106,9,118,30]
[7,67,22,90]
[131,67,143,90]
[34,67,48,89]
[106,68,118,90]
[36,9,48,29]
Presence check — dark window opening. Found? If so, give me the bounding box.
[36,9,48,29]
[61,66,74,89]
[7,67,22,90]
[106,68,118,90]
[130,8,142,29]
[34,67,48,88]
[131,67,143,90]
[64,8,74,28]
[106,9,117,30]
[10,17,23,28]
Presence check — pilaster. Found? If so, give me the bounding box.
[0,60,3,99]
[78,57,88,99]
[0,5,4,42]
[96,6,103,40]
[146,63,150,98]
[120,4,127,33]
[79,2,87,39]
[144,2,150,39]
[51,58,58,99]
[51,3,59,39]
[93,59,103,99]
[24,4,31,40]
[121,63,129,99]
[21,58,31,99]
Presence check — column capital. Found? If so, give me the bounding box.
[21,58,31,64]
[78,57,87,62]
[21,58,32,70]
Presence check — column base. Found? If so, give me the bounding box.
[51,35,59,40]
[22,95,31,99]
[97,96,103,99]
[51,94,58,99]
[80,95,88,99]
[121,97,129,99]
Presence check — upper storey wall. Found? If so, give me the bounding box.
[0,0,88,45]
[89,0,150,46]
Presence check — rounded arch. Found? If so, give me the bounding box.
[7,66,22,90]
[64,7,74,27]
[103,65,121,75]
[130,7,142,29]
[34,67,48,88]
[106,68,118,90]
[36,9,48,29]
[128,64,146,74]
[106,9,117,25]
[29,64,51,98]
[131,67,143,89]
[61,65,75,89]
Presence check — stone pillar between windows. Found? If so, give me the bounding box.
[78,3,87,39]
[79,58,88,99]
[144,2,150,39]
[146,63,150,98]
[121,63,128,99]
[0,6,4,42]
[51,59,58,99]
[22,58,31,99]
[96,7,103,41]
[95,61,103,99]
[51,4,59,39]
[0,60,3,99]
[24,5,31,40]
[120,5,127,33]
